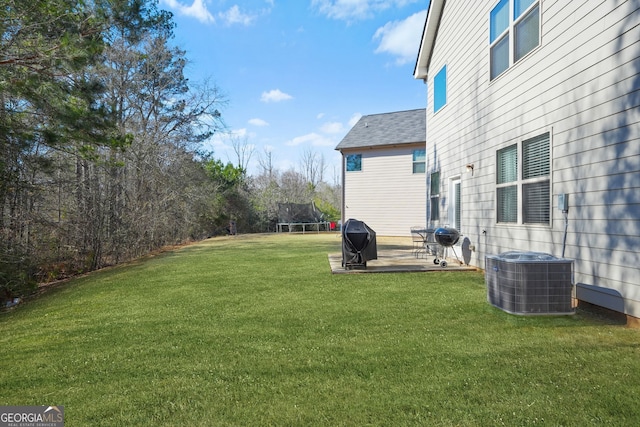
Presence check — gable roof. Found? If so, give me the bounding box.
[335,108,426,151]
[414,0,445,80]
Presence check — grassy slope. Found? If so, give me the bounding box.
[1,234,639,426]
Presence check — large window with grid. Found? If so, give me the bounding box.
[490,0,540,80]
[496,132,550,225]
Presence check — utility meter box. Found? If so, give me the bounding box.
[558,193,569,212]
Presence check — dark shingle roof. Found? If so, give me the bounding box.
[335,108,426,151]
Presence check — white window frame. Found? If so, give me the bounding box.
[412,149,426,174]
[489,0,541,80]
[430,171,440,222]
[496,144,518,223]
[495,132,551,226]
[433,65,447,113]
[345,153,362,172]
[448,176,461,232]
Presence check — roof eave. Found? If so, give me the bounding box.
[413,0,445,80]
[336,141,427,153]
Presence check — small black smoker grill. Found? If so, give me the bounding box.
[342,219,377,269]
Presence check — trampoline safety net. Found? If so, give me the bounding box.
[277,203,323,223]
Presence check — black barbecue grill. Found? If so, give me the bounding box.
[434,227,460,247]
[430,227,461,268]
[342,219,377,269]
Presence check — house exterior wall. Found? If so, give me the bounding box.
[423,0,639,316]
[342,145,427,237]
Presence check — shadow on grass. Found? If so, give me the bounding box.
[488,304,629,329]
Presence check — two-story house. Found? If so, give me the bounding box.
[414,0,639,322]
[336,109,427,236]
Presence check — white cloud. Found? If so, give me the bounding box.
[161,1,274,26]
[231,128,250,138]
[320,122,345,134]
[261,89,293,103]
[348,113,362,127]
[249,118,269,127]
[316,113,325,120]
[312,0,418,21]
[161,0,215,24]
[373,10,427,65]
[218,5,255,26]
[285,133,335,147]
[207,128,249,148]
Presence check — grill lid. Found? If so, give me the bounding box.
[434,227,460,247]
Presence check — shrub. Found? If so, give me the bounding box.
[0,246,37,307]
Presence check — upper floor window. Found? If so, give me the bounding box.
[412,149,426,173]
[346,154,362,172]
[490,0,540,80]
[496,132,550,225]
[433,65,447,112]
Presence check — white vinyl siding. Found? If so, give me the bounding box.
[424,0,640,317]
[343,146,426,236]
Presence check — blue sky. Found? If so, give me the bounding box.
[159,0,429,181]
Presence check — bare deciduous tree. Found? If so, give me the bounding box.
[258,146,276,179]
[299,146,325,189]
[230,134,255,173]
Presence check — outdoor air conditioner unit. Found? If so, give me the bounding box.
[485,251,574,315]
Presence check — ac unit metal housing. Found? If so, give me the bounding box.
[485,251,574,315]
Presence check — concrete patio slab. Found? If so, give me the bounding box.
[328,239,478,274]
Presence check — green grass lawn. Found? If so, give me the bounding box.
[1,233,639,426]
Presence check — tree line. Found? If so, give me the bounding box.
[0,0,340,305]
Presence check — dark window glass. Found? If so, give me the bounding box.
[346,154,361,172]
